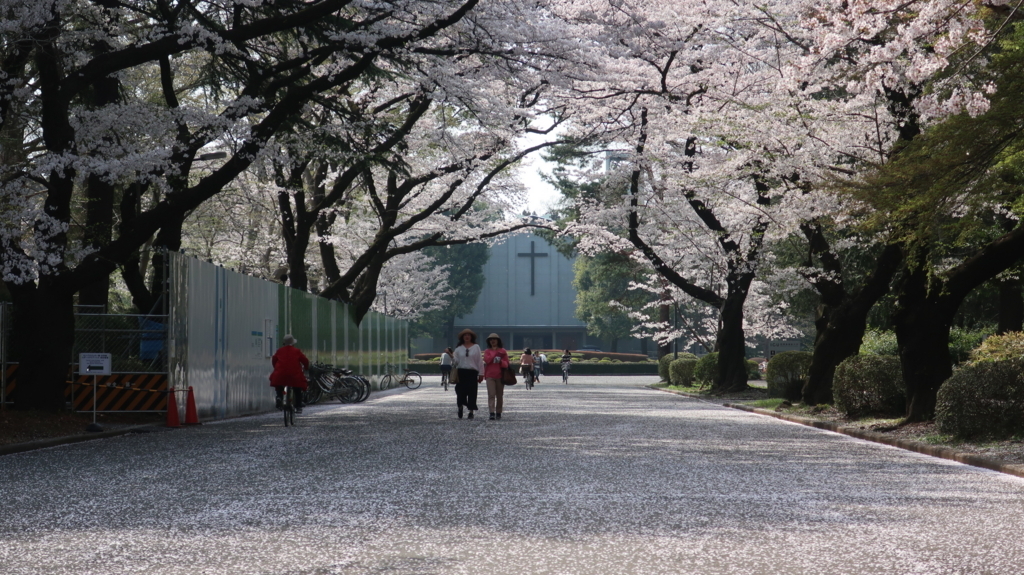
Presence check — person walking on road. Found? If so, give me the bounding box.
[439,347,453,386]
[537,351,547,383]
[270,334,310,413]
[484,334,511,420]
[454,329,484,419]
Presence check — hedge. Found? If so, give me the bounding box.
[406,361,658,375]
[765,351,811,400]
[669,358,698,387]
[936,358,1024,439]
[832,355,905,417]
[694,352,719,387]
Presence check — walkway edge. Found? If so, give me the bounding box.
[0,424,166,457]
[649,386,1024,480]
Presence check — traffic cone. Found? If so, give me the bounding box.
[166,387,180,428]
[184,386,200,425]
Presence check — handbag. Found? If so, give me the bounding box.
[502,367,517,386]
[450,368,460,384]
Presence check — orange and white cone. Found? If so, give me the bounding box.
[184,386,200,425]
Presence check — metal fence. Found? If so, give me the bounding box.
[72,313,169,374]
[0,303,169,410]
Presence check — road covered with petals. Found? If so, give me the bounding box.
[3,376,1024,575]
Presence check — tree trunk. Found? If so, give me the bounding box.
[657,300,670,359]
[893,269,955,422]
[803,301,869,405]
[801,243,902,405]
[713,282,750,393]
[8,284,75,410]
[998,277,1023,334]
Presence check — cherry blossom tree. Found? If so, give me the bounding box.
[0,0,583,410]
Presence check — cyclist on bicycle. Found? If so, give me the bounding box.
[270,334,310,413]
[440,347,453,385]
[560,349,572,383]
[519,347,535,386]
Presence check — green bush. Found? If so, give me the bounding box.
[746,359,761,381]
[949,327,992,365]
[860,330,898,356]
[765,351,812,400]
[658,355,674,382]
[669,358,698,387]
[659,353,696,383]
[969,331,1024,363]
[936,358,1024,439]
[694,353,719,387]
[832,355,905,417]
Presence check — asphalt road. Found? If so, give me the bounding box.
[3,375,1024,575]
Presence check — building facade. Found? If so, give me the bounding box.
[452,231,590,351]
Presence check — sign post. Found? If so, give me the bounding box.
[79,353,111,432]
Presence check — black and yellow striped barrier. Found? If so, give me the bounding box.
[2,364,169,411]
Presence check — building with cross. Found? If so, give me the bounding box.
[450,231,593,351]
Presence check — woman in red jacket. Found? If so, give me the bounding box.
[483,333,510,421]
[270,334,310,412]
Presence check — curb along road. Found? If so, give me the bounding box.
[649,386,1024,480]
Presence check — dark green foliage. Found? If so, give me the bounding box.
[860,330,898,356]
[694,352,719,387]
[859,328,989,364]
[832,355,905,417]
[948,328,993,365]
[669,355,698,386]
[411,243,489,341]
[573,253,655,350]
[765,351,812,400]
[936,359,1024,439]
[746,359,761,381]
[658,355,674,382]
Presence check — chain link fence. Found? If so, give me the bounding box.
[72,312,169,373]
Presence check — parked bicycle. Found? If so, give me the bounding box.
[305,363,371,404]
[379,363,422,390]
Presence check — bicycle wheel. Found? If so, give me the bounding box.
[379,374,393,391]
[404,371,422,389]
[357,377,372,402]
[283,388,294,426]
[335,379,361,403]
[304,385,322,405]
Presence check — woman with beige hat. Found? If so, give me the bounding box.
[453,329,484,419]
[483,333,511,420]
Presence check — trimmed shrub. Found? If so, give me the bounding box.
[746,359,761,381]
[970,331,1024,363]
[936,358,1024,439]
[669,358,698,387]
[765,351,812,400]
[832,355,905,417]
[694,352,719,387]
[658,355,674,382]
[660,353,696,383]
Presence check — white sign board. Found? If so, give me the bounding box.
[79,353,112,376]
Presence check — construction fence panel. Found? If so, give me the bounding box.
[161,251,408,420]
